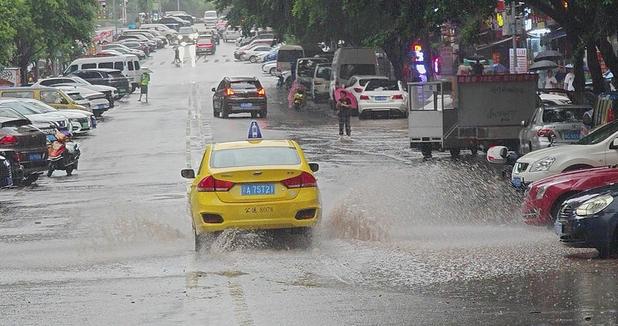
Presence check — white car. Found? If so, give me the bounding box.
[261,61,278,75]
[33,77,118,105]
[56,85,110,117]
[0,99,69,135]
[240,45,272,63]
[344,75,390,106]
[511,120,618,188]
[355,79,408,119]
[13,98,94,135]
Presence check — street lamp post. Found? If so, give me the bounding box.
[113,0,117,34]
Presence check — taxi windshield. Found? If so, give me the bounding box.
[210,147,301,168]
[577,121,618,145]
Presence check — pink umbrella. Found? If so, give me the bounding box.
[334,88,358,109]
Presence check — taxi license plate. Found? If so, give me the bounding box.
[563,131,580,140]
[241,183,275,195]
[28,153,43,161]
[240,103,253,108]
[512,176,522,188]
[375,96,388,101]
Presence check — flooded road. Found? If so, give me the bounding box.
[1,39,617,325]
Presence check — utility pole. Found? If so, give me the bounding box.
[511,1,518,72]
[177,0,180,11]
[113,0,117,34]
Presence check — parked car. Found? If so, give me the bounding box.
[64,54,142,92]
[33,76,118,106]
[355,79,407,119]
[295,57,329,90]
[56,85,109,117]
[330,47,378,105]
[0,149,20,188]
[262,60,278,75]
[12,98,95,135]
[0,116,48,183]
[117,34,156,52]
[311,63,332,102]
[223,26,242,42]
[102,43,146,59]
[523,167,618,226]
[123,30,166,48]
[118,40,151,57]
[212,77,267,118]
[519,105,591,153]
[70,69,131,97]
[0,87,91,114]
[140,24,178,41]
[344,75,389,105]
[239,45,272,62]
[0,100,69,135]
[512,119,618,188]
[196,36,216,55]
[555,183,618,258]
[99,49,124,56]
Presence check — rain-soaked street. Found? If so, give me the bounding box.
[2,41,618,325]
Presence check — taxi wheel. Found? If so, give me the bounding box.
[251,111,257,119]
[259,110,267,118]
[222,107,229,119]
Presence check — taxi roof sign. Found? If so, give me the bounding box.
[247,120,263,139]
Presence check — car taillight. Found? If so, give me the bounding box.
[225,88,235,96]
[354,87,363,93]
[392,94,404,100]
[0,135,17,145]
[197,176,235,192]
[537,128,555,137]
[281,172,317,188]
[206,44,213,48]
[360,95,369,100]
[257,88,265,96]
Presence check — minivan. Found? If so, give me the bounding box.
[64,55,142,91]
[329,47,378,103]
[0,87,91,113]
[276,45,304,73]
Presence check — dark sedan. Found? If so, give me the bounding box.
[71,69,131,97]
[0,117,48,184]
[212,77,267,119]
[555,184,618,258]
[0,149,21,188]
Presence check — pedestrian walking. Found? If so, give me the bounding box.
[138,71,151,103]
[336,90,354,137]
[544,70,558,89]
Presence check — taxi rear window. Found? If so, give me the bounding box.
[210,147,300,168]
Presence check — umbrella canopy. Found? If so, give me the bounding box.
[534,50,563,62]
[529,60,558,71]
[334,88,358,108]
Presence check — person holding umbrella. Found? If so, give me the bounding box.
[138,68,152,103]
[335,89,354,138]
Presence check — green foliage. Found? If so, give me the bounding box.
[159,0,215,16]
[0,0,19,66]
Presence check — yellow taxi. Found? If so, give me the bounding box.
[181,123,321,249]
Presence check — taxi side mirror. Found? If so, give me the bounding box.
[309,163,319,172]
[211,87,216,92]
[611,138,618,150]
[181,169,195,179]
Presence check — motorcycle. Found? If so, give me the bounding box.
[486,145,520,180]
[293,90,306,111]
[47,129,80,177]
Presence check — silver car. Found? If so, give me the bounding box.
[519,104,592,154]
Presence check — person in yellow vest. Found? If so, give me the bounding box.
[138,71,150,103]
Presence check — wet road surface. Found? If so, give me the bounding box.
[1,40,618,325]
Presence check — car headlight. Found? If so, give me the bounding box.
[576,194,614,217]
[529,157,555,172]
[535,185,547,200]
[177,35,182,40]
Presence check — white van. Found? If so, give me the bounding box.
[329,48,378,103]
[204,10,218,27]
[64,55,142,91]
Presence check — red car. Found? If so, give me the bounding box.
[522,167,618,225]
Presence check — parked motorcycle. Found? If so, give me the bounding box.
[486,145,520,180]
[47,129,80,177]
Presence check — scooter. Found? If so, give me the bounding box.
[293,90,306,111]
[47,129,80,177]
[486,145,520,180]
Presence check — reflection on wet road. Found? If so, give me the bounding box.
[1,38,617,325]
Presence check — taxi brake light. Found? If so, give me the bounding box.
[392,94,404,100]
[225,88,235,96]
[281,172,317,188]
[360,95,369,100]
[257,88,265,96]
[197,176,235,192]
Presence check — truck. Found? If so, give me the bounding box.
[408,74,538,158]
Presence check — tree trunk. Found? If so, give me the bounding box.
[586,41,605,94]
[382,35,405,82]
[597,38,618,89]
[572,45,585,104]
